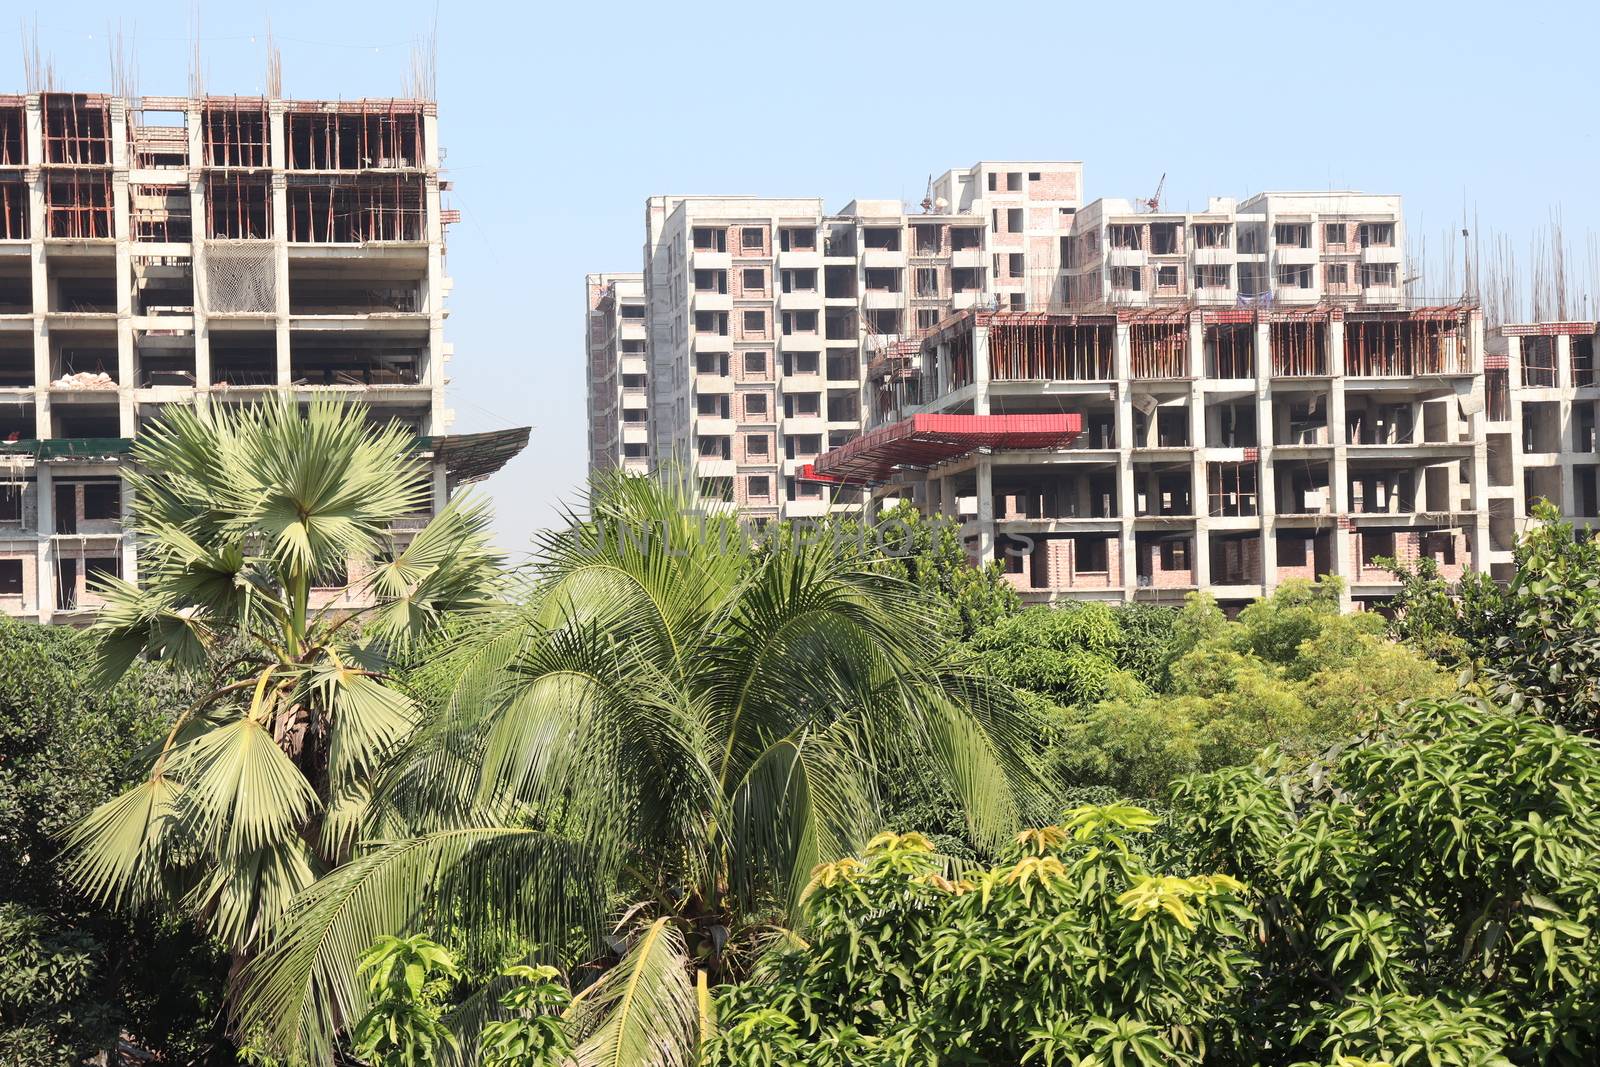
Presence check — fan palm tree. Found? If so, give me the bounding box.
[60,397,500,961]
[236,472,1043,1065]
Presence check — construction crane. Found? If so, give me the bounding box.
[1140,174,1166,213]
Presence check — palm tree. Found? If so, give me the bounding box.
[61,397,500,961]
[236,472,1042,1065]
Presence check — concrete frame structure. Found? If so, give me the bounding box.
[1062,192,1406,311]
[0,90,521,623]
[874,303,1486,611]
[585,272,648,475]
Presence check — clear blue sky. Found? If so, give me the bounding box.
[9,0,1598,555]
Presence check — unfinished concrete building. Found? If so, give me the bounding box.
[831,301,1487,610]
[628,163,1082,521]
[585,272,648,475]
[1486,321,1600,579]
[0,90,524,623]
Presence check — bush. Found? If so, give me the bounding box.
[1171,698,1600,1063]
[1384,502,1600,734]
[706,814,1253,1067]
[1045,582,1452,797]
[711,700,1600,1064]
[0,618,229,1063]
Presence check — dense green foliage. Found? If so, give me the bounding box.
[1385,502,1600,733]
[963,579,1450,799]
[705,812,1253,1067]
[229,473,1038,1065]
[1178,697,1600,1063]
[712,699,1600,1065]
[0,617,230,1063]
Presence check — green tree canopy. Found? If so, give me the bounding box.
[59,397,500,970]
[231,472,1043,1065]
[0,617,228,1063]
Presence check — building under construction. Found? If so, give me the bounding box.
[0,89,525,623]
[840,302,1486,611]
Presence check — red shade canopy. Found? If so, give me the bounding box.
[805,413,1082,486]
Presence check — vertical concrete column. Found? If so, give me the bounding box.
[1555,335,1578,518]
[1256,319,1277,589]
[1469,314,1491,570]
[975,456,995,565]
[188,104,211,397]
[27,99,47,441]
[431,463,448,514]
[1506,337,1528,536]
[426,173,447,434]
[1114,323,1136,601]
[1328,314,1352,608]
[120,473,137,583]
[35,462,53,622]
[971,324,990,415]
[939,474,958,520]
[269,103,290,388]
[113,172,135,435]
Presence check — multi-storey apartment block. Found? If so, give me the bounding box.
[0,90,524,623]
[1062,192,1406,311]
[591,161,1595,609]
[629,164,1083,520]
[1489,321,1600,578]
[585,272,648,475]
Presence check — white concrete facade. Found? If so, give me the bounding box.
[610,164,1083,521]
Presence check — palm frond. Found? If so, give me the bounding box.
[235,827,601,1065]
[59,775,183,910]
[88,575,214,682]
[171,716,322,858]
[303,660,417,784]
[360,493,502,647]
[566,917,698,1067]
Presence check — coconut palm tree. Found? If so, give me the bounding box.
[235,472,1042,1065]
[61,397,500,959]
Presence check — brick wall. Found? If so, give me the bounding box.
[0,550,38,613]
[735,306,771,342]
[730,223,770,258]
[1351,529,1468,583]
[738,431,772,464]
[1139,539,1194,588]
[735,387,773,424]
[731,264,769,298]
[1274,533,1318,580]
[1005,533,1122,590]
[734,348,773,383]
[1027,170,1078,202]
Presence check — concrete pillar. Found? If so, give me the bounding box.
[972,323,990,415]
[1327,314,1353,607]
[35,462,53,622]
[188,104,211,397]
[113,170,135,436]
[975,456,995,564]
[269,104,290,388]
